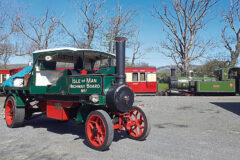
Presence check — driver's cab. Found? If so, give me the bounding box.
[31,48,115,92]
[214,67,240,81]
[228,67,240,79]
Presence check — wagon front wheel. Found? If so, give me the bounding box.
[126,106,151,141]
[5,96,25,128]
[85,110,114,151]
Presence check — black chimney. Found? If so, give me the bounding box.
[115,37,127,85]
[171,68,176,77]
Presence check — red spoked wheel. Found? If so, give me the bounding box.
[4,96,25,128]
[5,98,14,126]
[85,110,114,151]
[87,115,106,147]
[126,106,151,140]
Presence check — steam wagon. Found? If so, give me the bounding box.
[0,37,150,150]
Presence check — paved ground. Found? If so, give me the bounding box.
[0,96,240,160]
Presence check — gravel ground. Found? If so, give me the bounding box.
[0,96,240,160]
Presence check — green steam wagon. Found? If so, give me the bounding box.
[0,37,150,150]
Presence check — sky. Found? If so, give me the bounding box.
[8,0,231,67]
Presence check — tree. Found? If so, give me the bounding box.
[0,43,14,68]
[102,5,136,53]
[16,9,60,53]
[153,0,218,75]
[61,0,105,49]
[126,61,150,68]
[222,0,240,67]
[0,0,21,66]
[131,27,145,65]
[194,59,228,77]
[0,0,17,45]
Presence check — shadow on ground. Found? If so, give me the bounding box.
[211,102,240,116]
[24,115,129,143]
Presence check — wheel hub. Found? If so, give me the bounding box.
[92,127,98,136]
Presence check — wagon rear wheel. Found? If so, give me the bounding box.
[5,96,25,128]
[85,110,114,151]
[126,106,151,141]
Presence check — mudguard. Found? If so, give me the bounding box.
[3,94,25,108]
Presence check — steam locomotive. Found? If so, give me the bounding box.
[167,67,240,95]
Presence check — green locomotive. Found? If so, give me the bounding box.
[0,37,150,150]
[168,67,240,95]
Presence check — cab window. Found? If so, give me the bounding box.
[94,58,114,68]
[56,62,74,69]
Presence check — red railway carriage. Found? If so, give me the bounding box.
[0,68,23,85]
[9,68,23,75]
[0,69,11,85]
[125,67,157,94]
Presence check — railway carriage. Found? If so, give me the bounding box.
[0,37,150,150]
[125,67,157,94]
[0,69,10,85]
[0,68,23,85]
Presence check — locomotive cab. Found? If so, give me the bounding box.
[214,67,240,81]
[214,68,229,81]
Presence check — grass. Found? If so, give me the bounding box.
[158,83,169,92]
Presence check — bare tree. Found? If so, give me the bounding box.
[60,22,84,48]
[222,0,240,67]
[102,5,136,53]
[0,0,22,67]
[16,9,60,52]
[131,27,145,66]
[0,43,14,68]
[61,0,105,49]
[153,0,218,75]
[0,0,17,44]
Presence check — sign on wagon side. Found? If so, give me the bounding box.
[69,76,102,94]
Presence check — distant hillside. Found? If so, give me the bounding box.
[157,65,200,73]
[0,64,28,69]
[157,66,171,73]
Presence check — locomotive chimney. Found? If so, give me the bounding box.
[115,37,127,85]
[171,68,176,77]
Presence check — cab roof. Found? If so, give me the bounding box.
[32,47,115,62]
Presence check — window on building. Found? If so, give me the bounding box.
[132,72,138,81]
